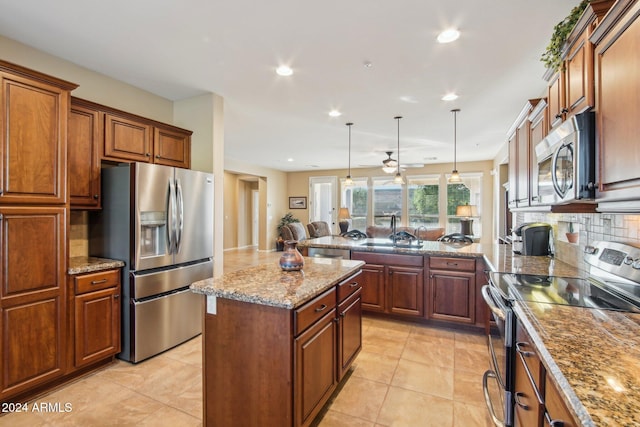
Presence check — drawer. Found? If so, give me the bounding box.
[429,256,475,271]
[74,269,120,295]
[337,271,362,303]
[294,287,336,336]
[516,324,544,389]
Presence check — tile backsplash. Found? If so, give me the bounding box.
[514,212,640,273]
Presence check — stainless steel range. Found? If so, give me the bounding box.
[481,241,640,427]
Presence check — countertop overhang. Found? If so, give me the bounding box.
[190,257,364,309]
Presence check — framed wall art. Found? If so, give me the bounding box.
[289,196,307,209]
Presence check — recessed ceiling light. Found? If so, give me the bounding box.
[441,93,459,101]
[287,158,294,162]
[276,65,293,76]
[437,29,460,44]
[328,110,342,117]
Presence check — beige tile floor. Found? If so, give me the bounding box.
[0,247,494,426]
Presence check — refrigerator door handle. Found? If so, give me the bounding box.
[175,178,184,253]
[167,178,177,254]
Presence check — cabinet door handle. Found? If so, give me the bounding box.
[516,341,534,357]
[114,294,120,299]
[514,392,529,410]
[156,154,161,159]
[349,282,359,287]
[93,194,99,199]
[91,279,108,285]
[145,153,151,157]
[315,304,327,312]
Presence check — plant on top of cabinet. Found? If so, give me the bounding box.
[541,0,590,71]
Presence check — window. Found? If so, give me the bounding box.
[341,178,368,231]
[372,177,402,226]
[446,172,482,236]
[407,175,440,227]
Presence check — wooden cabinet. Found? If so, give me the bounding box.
[294,288,337,427]
[428,257,476,324]
[544,375,577,427]
[0,61,76,205]
[507,99,541,209]
[0,207,67,401]
[336,273,362,380]
[351,252,424,318]
[103,111,191,168]
[70,269,121,368]
[203,270,362,427]
[514,323,544,427]
[69,100,102,209]
[514,322,579,427]
[591,0,640,206]
[528,101,548,206]
[546,0,614,128]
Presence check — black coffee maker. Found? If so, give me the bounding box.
[513,223,552,256]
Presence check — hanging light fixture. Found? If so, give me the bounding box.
[381,151,398,174]
[344,122,354,186]
[448,108,463,183]
[393,116,404,184]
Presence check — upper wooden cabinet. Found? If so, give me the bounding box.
[0,60,77,205]
[591,0,640,207]
[102,109,191,168]
[507,99,542,209]
[104,113,153,163]
[546,0,615,129]
[69,100,102,209]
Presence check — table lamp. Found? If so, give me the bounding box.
[456,204,478,236]
[337,208,351,234]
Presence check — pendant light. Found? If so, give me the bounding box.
[344,122,354,186]
[448,108,463,183]
[393,116,404,184]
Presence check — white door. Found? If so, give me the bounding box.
[309,177,338,233]
[252,190,259,246]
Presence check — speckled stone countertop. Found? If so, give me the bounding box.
[68,256,125,275]
[515,302,640,427]
[190,257,364,309]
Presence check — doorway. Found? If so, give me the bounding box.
[309,177,338,233]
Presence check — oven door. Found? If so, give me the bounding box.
[482,284,514,427]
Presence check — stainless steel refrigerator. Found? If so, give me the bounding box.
[90,162,213,363]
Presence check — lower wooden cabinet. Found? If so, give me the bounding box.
[204,271,362,427]
[351,252,424,318]
[544,374,577,427]
[428,257,476,324]
[71,269,121,368]
[0,207,67,401]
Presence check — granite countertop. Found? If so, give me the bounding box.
[190,257,364,309]
[515,302,640,427]
[68,256,125,275]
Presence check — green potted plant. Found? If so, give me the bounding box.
[566,222,579,243]
[276,212,300,251]
[540,0,590,71]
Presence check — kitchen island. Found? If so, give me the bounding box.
[190,257,364,427]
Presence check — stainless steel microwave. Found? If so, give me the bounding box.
[535,111,596,205]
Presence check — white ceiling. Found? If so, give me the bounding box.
[0,0,577,172]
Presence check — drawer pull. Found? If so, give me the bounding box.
[446,262,458,266]
[90,279,108,285]
[349,282,359,287]
[516,342,535,357]
[514,392,529,410]
[315,304,328,312]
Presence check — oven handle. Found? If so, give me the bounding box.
[482,285,505,321]
[483,370,506,427]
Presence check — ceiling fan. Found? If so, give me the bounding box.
[360,151,424,173]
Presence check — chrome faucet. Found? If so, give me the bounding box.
[415,225,427,245]
[390,215,397,246]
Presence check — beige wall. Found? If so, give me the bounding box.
[286,160,495,245]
